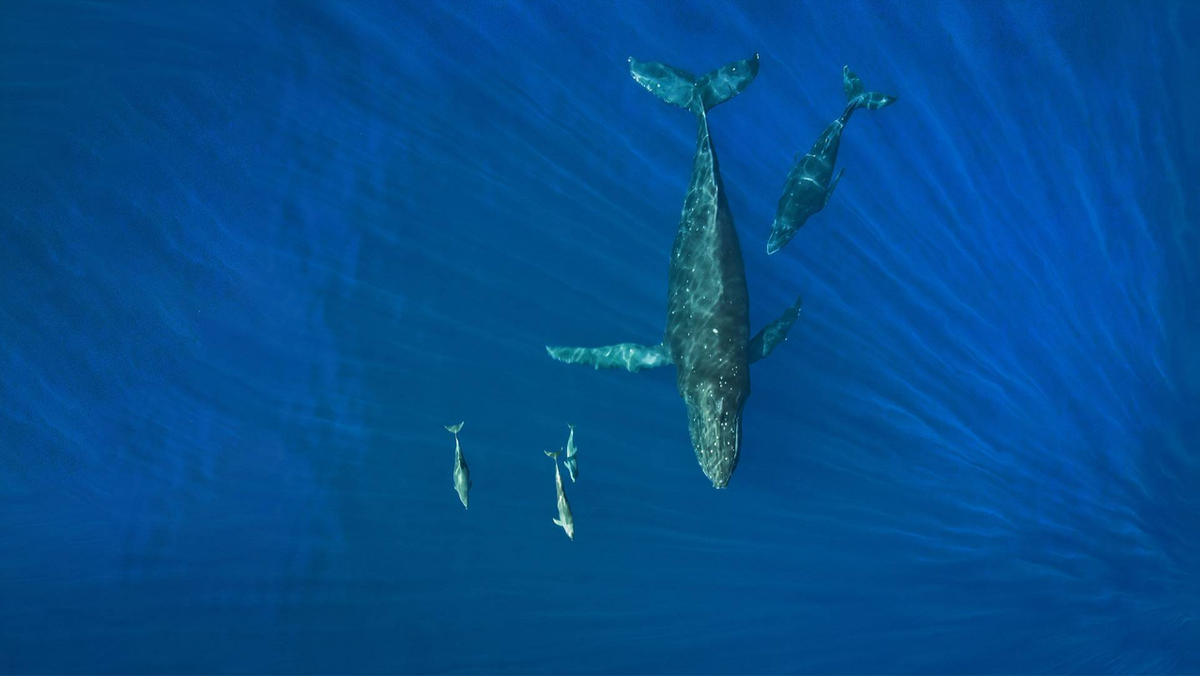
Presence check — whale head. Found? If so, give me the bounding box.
[684,384,747,488]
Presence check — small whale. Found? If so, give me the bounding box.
[545,449,574,540]
[767,66,897,254]
[547,54,805,488]
[564,424,579,482]
[445,422,471,509]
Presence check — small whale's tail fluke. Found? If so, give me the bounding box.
[629,54,760,115]
[445,422,464,434]
[545,449,561,459]
[843,66,897,112]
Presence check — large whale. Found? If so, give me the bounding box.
[547,55,803,488]
[766,67,896,254]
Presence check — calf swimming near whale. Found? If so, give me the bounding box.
[546,54,803,488]
[766,66,897,254]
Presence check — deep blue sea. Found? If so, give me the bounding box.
[2,1,1198,673]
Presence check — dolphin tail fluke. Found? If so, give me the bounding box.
[748,294,804,364]
[843,66,897,111]
[445,422,464,434]
[629,54,760,115]
[545,449,561,459]
[545,342,672,373]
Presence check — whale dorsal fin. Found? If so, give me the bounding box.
[545,343,672,373]
[749,295,803,364]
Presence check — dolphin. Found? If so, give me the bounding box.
[546,55,804,488]
[445,422,471,509]
[564,424,579,482]
[766,66,897,254]
[545,449,575,540]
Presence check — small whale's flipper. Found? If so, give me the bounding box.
[553,518,564,528]
[546,343,673,373]
[843,66,897,111]
[445,422,464,434]
[748,295,804,364]
[824,168,846,207]
[629,54,760,115]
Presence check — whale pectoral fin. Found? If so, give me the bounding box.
[824,168,845,207]
[748,294,804,364]
[553,518,564,528]
[545,342,672,373]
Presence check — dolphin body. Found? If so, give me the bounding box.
[445,422,471,509]
[547,55,803,488]
[766,67,897,254]
[545,450,575,540]
[564,424,579,483]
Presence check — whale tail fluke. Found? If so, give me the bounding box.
[629,54,760,115]
[843,66,897,111]
[445,422,464,434]
[545,449,561,459]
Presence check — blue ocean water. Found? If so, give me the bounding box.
[2,0,1198,672]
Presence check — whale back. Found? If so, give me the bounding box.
[665,111,751,488]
